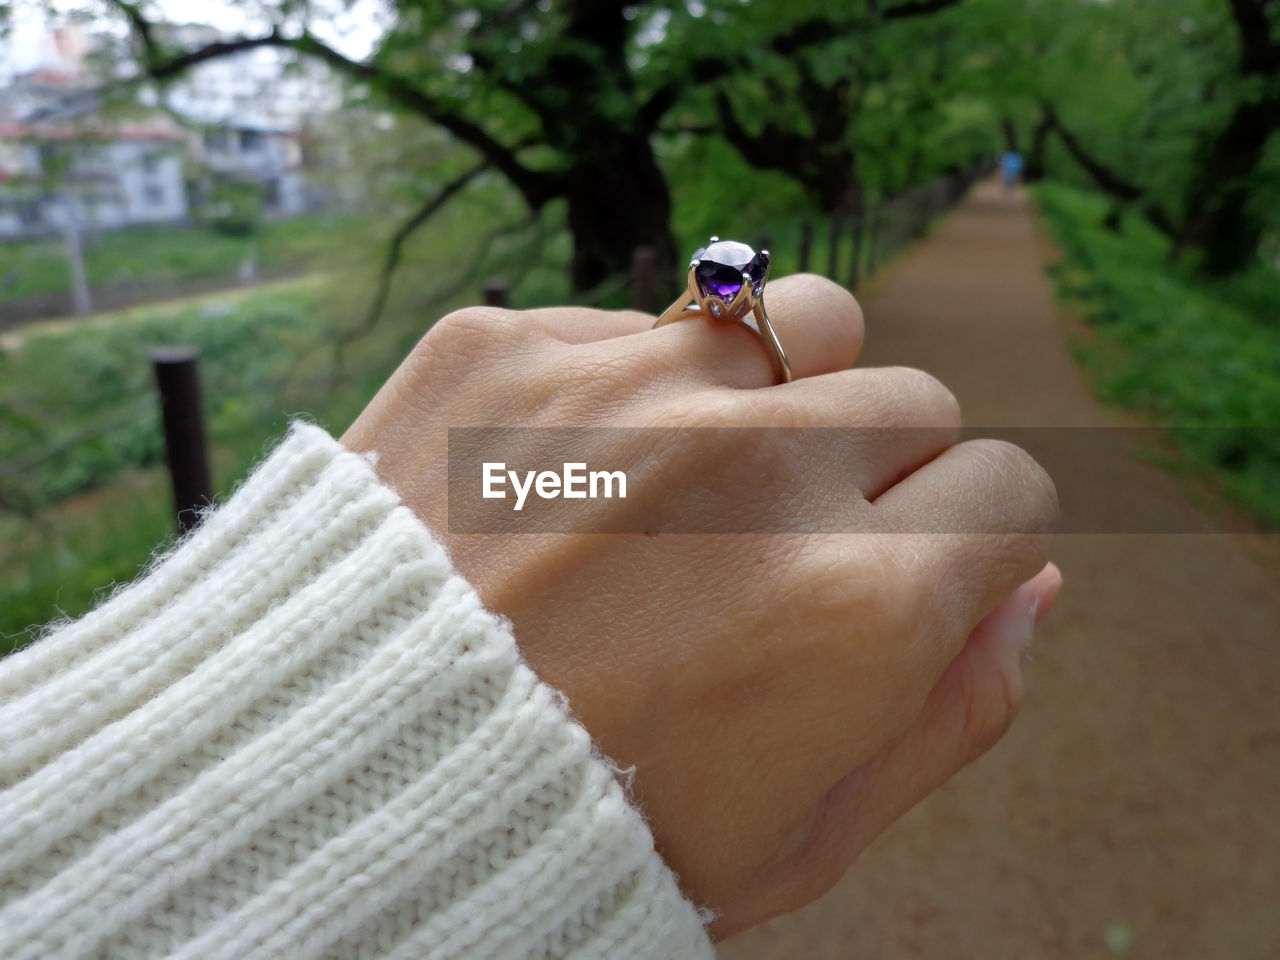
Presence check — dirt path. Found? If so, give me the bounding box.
[719,181,1280,959]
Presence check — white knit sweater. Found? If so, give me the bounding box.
[0,423,714,960]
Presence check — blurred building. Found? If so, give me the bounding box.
[0,120,187,237]
[0,25,337,239]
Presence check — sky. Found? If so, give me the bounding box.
[1,0,389,81]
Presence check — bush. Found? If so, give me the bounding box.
[1036,182,1280,530]
[193,178,265,237]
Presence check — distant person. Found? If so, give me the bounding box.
[1001,150,1025,192]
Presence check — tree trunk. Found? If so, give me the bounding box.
[1000,116,1019,153]
[1174,96,1280,275]
[536,2,676,293]
[565,133,677,293]
[1025,113,1052,182]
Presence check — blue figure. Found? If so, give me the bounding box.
[1001,151,1025,192]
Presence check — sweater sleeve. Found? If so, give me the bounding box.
[0,422,715,960]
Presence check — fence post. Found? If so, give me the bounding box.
[630,246,658,313]
[865,199,881,275]
[483,280,510,307]
[49,202,92,316]
[826,213,844,281]
[798,222,814,273]
[847,212,865,292]
[151,347,213,535]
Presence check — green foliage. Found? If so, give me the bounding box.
[0,475,175,655]
[664,136,810,254]
[0,212,372,302]
[0,286,322,513]
[0,183,569,644]
[1036,181,1280,529]
[192,178,265,236]
[0,282,366,645]
[971,0,1278,269]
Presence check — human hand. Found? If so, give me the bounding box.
[341,273,1060,939]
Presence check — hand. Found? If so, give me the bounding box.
[341,273,1060,939]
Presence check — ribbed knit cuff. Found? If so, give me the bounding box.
[0,422,714,960]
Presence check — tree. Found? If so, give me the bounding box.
[105,0,972,293]
[1172,0,1280,274]
[662,1,973,287]
[970,0,1280,275]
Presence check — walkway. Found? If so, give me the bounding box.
[720,181,1280,959]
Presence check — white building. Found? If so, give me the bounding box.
[0,66,189,237]
[192,119,310,217]
[0,25,339,237]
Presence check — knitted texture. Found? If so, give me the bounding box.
[0,423,714,960]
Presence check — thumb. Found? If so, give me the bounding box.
[792,562,1064,873]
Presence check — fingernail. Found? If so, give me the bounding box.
[1018,596,1040,656]
[1034,567,1064,628]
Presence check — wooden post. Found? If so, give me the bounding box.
[798,222,814,273]
[483,281,509,307]
[847,211,865,292]
[51,202,92,316]
[865,199,881,275]
[630,246,658,313]
[151,347,213,535]
[826,213,843,281]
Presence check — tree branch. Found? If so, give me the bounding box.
[881,0,965,20]
[1045,107,1175,236]
[104,0,559,209]
[1227,0,1280,76]
[1045,107,1142,201]
[640,16,846,131]
[353,162,490,344]
[639,1,962,131]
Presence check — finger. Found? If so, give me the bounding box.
[521,307,654,344]
[637,273,865,388]
[775,365,963,500]
[871,438,1060,637]
[789,562,1063,888]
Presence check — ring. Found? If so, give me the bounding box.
[653,237,792,384]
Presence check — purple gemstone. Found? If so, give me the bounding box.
[692,240,769,303]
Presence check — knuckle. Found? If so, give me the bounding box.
[791,271,857,307]
[410,306,538,390]
[969,438,1060,532]
[830,284,866,346]
[892,366,962,426]
[424,306,536,357]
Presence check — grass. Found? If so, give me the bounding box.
[0,282,362,651]
[0,184,560,649]
[1034,181,1280,530]
[0,212,371,303]
[0,283,333,513]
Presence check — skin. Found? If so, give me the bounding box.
[342,273,1063,940]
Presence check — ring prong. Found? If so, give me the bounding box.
[709,235,719,243]
[724,273,754,316]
